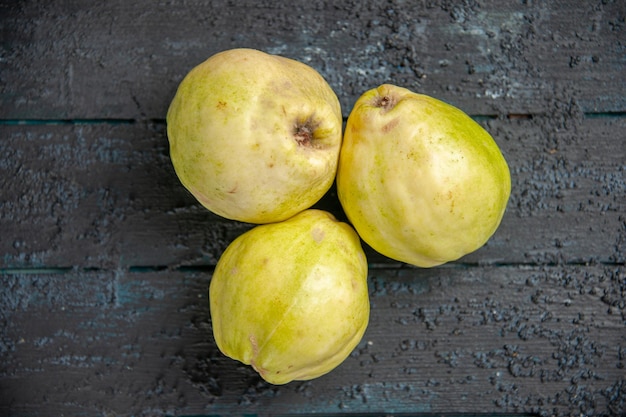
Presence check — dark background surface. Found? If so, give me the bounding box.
[1,1,625,416]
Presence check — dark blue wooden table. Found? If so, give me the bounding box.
[1,1,625,416]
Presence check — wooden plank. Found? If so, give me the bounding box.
[1,265,624,416]
[0,122,250,269]
[1,2,623,417]
[1,1,624,120]
[1,116,624,269]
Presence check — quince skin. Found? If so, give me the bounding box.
[167,48,342,224]
[337,84,511,267]
[209,209,369,384]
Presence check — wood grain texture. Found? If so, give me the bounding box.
[1,0,625,119]
[1,116,624,269]
[1,1,625,416]
[1,266,624,416]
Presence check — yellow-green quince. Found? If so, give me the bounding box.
[209,209,369,384]
[337,84,511,267]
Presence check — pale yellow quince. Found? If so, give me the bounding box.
[167,48,342,224]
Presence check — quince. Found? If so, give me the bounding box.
[337,84,511,267]
[209,209,369,384]
[167,49,342,224]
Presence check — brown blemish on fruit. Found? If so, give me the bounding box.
[216,100,227,110]
[382,118,399,133]
[249,334,259,356]
[446,190,455,213]
[294,116,321,148]
[312,227,325,243]
[249,335,269,379]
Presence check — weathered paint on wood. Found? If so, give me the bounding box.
[0,1,625,416]
[1,265,624,416]
[1,116,624,269]
[1,0,625,119]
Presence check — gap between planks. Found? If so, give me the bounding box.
[1,259,624,276]
[0,111,625,126]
